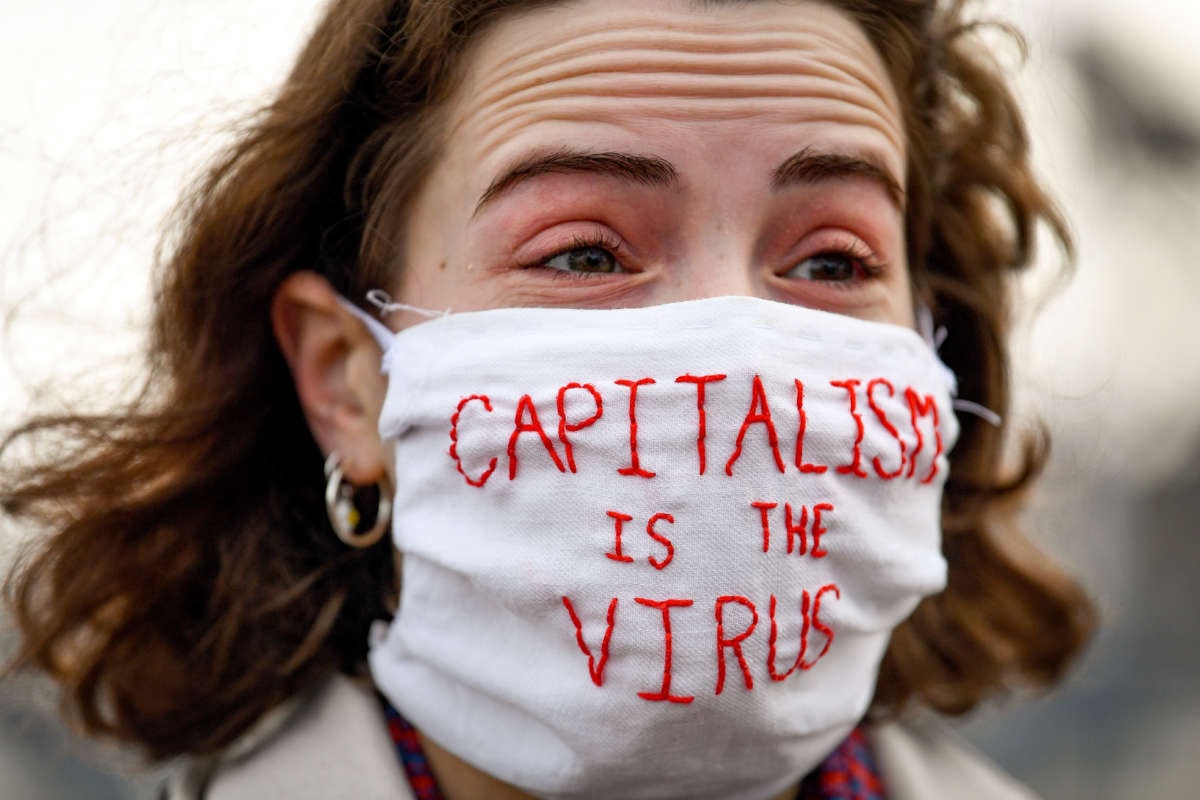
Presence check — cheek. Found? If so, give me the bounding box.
[395,218,503,314]
[398,268,520,315]
[858,240,913,329]
[394,153,480,309]
[886,261,916,329]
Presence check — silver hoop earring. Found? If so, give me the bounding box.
[323,452,392,548]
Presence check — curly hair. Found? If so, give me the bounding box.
[1,0,1093,760]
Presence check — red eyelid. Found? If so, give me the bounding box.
[786,230,883,275]
[516,223,633,271]
[792,228,878,262]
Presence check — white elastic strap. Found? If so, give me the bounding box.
[366,289,450,320]
[337,296,397,350]
[915,303,938,349]
[916,302,1001,427]
[952,398,1003,427]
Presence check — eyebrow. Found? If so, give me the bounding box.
[772,147,905,209]
[474,149,678,216]
[473,145,904,216]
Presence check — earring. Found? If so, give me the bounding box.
[323,452,392,548]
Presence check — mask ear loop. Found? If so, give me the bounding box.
[951,398,1003,428]
[365,289,450,320]
[916,303,1003,428]
[337,296,396,349]
[336,290,450,350]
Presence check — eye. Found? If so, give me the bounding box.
[783,252,866,283]
[542,244,626,274]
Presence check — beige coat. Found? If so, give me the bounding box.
[167,676,1039,800]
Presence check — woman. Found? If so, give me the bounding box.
[1,1,1094,798]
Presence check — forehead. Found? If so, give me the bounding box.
[443,0,905,183]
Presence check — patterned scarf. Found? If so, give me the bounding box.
[381,697,887,800]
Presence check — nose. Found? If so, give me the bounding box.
[647,202,772,304]
[657,250,762,304]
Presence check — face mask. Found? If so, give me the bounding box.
[344,295,959,800]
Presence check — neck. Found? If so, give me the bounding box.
[418,731,536,800]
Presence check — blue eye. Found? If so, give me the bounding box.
[784,252,862,283]
[543,245,625,274]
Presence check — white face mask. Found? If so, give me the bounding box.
[345,295,959,800]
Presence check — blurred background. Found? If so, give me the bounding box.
[1,0,1197,797]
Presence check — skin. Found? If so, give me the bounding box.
[273,1,910,797]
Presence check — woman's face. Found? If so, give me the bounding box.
[395,0,912,328]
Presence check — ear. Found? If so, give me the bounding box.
[271,271,391,486]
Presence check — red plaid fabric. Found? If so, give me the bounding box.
[382,696,887,800]
[796,727,888,800]
[381,698,443,800]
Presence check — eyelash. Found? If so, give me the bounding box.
[517,233,887,286]
[518,232,628,278]
[786,240,887,288]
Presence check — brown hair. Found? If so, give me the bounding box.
[2,0,1093,759]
